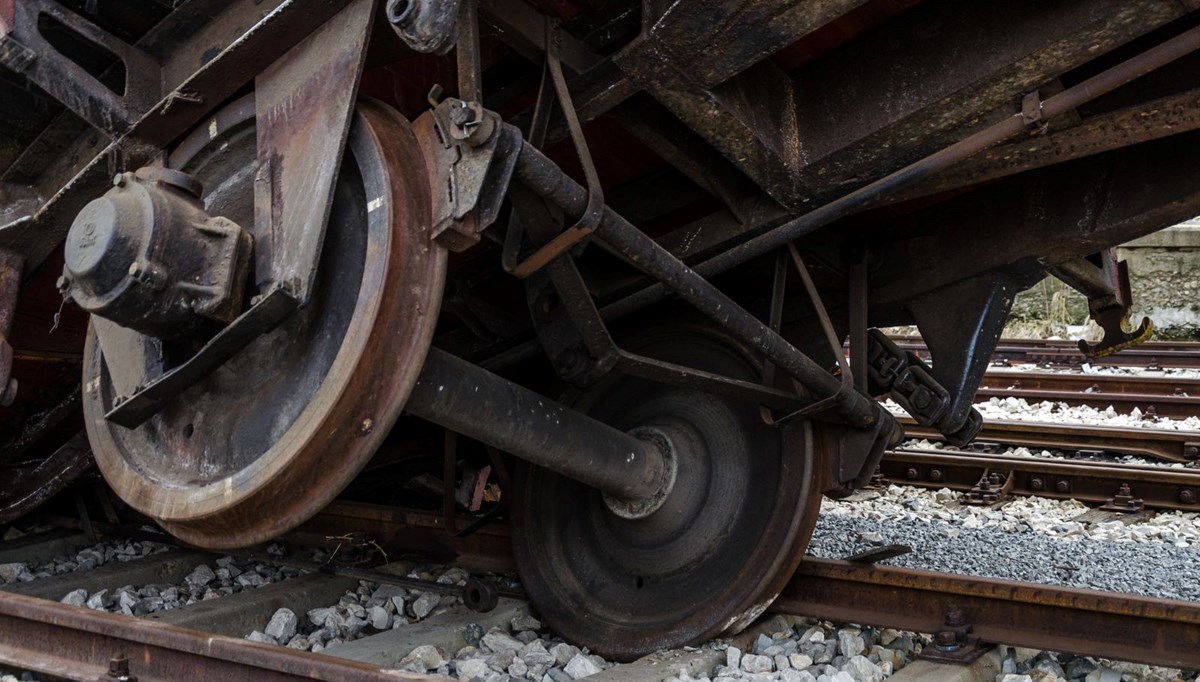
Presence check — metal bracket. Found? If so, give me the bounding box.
[0,0,161,134]
[1050,251,1154,359]
[504,20,604,278]
[414,96,522,252]
[104,287,298,428]
[1099,483,1145,513]
[920,610,990,665]
[251,0,377,304]
[1021,90,1048,136]
[962,470,1013,506]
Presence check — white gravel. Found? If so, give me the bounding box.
[886,396,1200,432]
[989,363,1200,380]
[0,537,170,586]
[666,618,924,682]
[811,485,1200,600]
[900,438,1196,469]
[996,648,1196,682]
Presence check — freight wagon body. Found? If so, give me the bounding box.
[0,0,1195,657]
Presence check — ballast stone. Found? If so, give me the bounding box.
[264,608,298,642]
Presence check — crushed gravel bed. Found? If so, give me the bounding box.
[0,535,300,616]
[811,485,1200,601]
[0,536,170,585]
[887,397,1200,432]
[900,438,1197,469]
[988,363,1200,380]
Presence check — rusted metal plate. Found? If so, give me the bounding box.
[0,431,92,525]
[0,589,433,681]
[774,558,1200,669]
[252,0,376,303]
[0,0,350,275]
[284,502,515,574]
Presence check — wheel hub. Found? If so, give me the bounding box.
[511,325,822,660]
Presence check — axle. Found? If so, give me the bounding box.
[407,347,672,506]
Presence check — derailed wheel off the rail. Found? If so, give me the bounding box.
[510,324,824,661]
[81,98,446,548]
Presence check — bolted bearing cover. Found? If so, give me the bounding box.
[60,166,252,339]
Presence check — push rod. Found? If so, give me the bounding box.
[406,347,665,502]
[599,22,1200,319]
[514,144,883,430]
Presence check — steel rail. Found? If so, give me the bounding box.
[900,416,1200,463]
[599,23,1200,320]
[975,385,1200,419]
[296,504,1200,669]
[11,501,1200,676]
[0,590,429,682]
[774,558,1200,669]
[979,370,1200,396]
[881,447,1200,511]
[976,369,1200,418]
[896,337,1200,369]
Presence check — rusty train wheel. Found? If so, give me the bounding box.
[81,97,445,548]
[510,324,823,661]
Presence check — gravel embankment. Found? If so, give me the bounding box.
[667,619,923,682]
[245,564,620,680]
[887,396,1200,432]
[810,486,1200,600]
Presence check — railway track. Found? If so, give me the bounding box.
[880,447,1200,512]
[2,498,1199,680]
[893,336,1200,369]
[978,369,1200,419]
[900,416,1200,463]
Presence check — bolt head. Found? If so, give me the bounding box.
[1030,477,1045,491]
[934,631,960,650]
[905,467,919,480]
[930,469,944,482]
[1181,489,1196,504]
[1056,480,1070,493]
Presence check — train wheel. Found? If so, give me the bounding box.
[81,97,445,548]
[510,324,823,660]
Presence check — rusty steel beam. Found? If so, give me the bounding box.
[0,589,431,681]
[0,0,349,275]
[887,86,1200,204]
[285,501,515,573]
[867,130,1200,309]
[612,0,872,208]
[774,558,1200,669]
[603,21,1200,322]
[787,0,1187,204]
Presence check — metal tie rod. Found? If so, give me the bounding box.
[516,149,884,429]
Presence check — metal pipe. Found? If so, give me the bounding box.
[407,347,665,501]
[514,143,883,429]
[600,22,1200,319]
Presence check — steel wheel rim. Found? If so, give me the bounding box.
[82,98,445,547]
[510,324,822,660]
